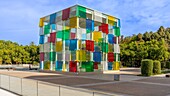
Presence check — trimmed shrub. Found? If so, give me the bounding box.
[141,59,153,76]
[161,62,166,69]
[166,62,170,69]
[153,60,161,74]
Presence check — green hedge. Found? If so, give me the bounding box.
[141,59,153,76]
[161,62,166,69]
[166,62,170,69]
[153,60,161,74]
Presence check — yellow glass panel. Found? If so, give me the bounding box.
[93,31,102,42]
[79,50,86,61]
[76,50,79,61]
[108,16,116,25]
[39,18,44,27]
[62,63,67,72]
[108,44,113,52]
[63,26,70,30]
[56,41,62,52]
[70,17,78,28]
[78,40,82,48]
[108,16,115,21]
[113,62,120,70]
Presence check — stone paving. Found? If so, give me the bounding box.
[0,68,170,96]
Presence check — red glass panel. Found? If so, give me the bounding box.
[40,53,44,61]
[94,62,98,69]
[50,32,56,43]
[62,8,70,20]
[108,52,114,62]
[99,23,108,34]
[69,61,77,72]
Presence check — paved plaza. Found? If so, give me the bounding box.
[0,68,170,96]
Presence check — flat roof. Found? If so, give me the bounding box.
[41,4,119,20]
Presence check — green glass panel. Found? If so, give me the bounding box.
[77,5,86,18]
[81,61,93,72]
[114,53,116,61]
[50,52,56,61]
[118,53,120,61]
[44,28,50,35]
[63,30,70,40]
[101,43,108,53]
[44,24,50,29]
[57,31,63,38]
[85,61,93,72]
[115,27,120,36]
[98,38,104,42]
[81,62,86,68]
[106,43,108,53]
[86,29,91,33]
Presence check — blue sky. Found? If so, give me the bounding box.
[0,0,170,45]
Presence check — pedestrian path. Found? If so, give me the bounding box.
[0,89,18,96]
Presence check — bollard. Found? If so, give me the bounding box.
[114,74,120,81]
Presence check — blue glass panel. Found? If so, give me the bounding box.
[39,35,44,44]
[51,24,56,30]
[69,39,77,51]
[108,34,114,44]
[86,19,94,31]
[108,62,113,70]
[118,19,121,28]
[65,40,70,47]
[93,52,101,62]
[50,13,56,24]
[56,61,63,71]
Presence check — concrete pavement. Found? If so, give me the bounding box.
[0,68,170,96]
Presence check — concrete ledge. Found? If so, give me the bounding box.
[103,70,120,74]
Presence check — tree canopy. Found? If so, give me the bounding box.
[121,26,170,67]
[0,40,39,65]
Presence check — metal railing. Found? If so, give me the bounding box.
[0,74,114,96]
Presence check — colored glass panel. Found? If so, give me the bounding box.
[108,62,113,70]
[70,17,77,28]
[62,8,70,20]
[108,52,114,62]
[50,32,56,43]
[108,34,114,44]
[93,31,102,42]
[69,39,77,51]
[39,35,44,44]
[86,40,94,51]
[115,27,120,36]
[44,28,50,35]
[39,18,44,27]
[69,61,77,72]
[50,52,56,61]
[77,6,86,18]
[86,19,94,31]
[79,50,86,61]
[93,52,101,62]
[56,41,62,52]
[40,53,44,61]
[56,61,63,71]
[50,13,56,24]
[99,23,108,34]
